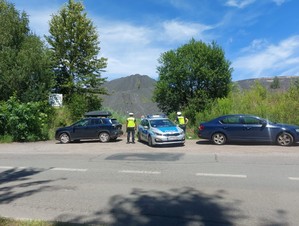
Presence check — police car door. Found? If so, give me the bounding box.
[141,119,149,140]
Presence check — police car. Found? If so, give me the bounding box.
[137,115,185,146]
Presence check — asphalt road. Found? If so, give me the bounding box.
[0,138,299,226]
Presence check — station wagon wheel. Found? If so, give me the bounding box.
[212,132,226,145]
[148,135,153,147]
[59,133,70,144]
[99,132,110,142]
[277,132,293,146]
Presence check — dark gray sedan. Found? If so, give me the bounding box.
[198,114,299,146]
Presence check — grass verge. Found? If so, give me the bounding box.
[0,217,92,226]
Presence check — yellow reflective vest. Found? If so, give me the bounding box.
[127,117,136,128]
[177,116,185,125]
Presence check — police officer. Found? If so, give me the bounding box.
[126,112,137,144]
[176,111,188,133]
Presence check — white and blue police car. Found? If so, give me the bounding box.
[137,114,185,146]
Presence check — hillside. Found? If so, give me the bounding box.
[102,74,160,117]
[102,74,299,117]
[235,76,299,91]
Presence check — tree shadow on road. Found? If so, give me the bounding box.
[105,153,184,161]
[0,167,62,204]
[57,187,245,226]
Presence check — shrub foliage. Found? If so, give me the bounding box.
[195,81,299,126]
[0,96,53,142]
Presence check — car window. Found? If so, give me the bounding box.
[111,119,119,124]
[102,118,112,125]
[220,116,240,124]
[141,119,149,127]
[150,119,175,127]
[91,118,102,125]
[243,116,262,124]
[73,119,89,127]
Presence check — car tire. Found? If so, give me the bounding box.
[277,132,293,146]
[212,132,226,145]
[148,135,153,147]
[99,132,110,142]
[59,133,70,144]
[138,132,142,142]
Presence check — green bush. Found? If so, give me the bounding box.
[195,81,299,126]
[0,134,13,143]
[66,93,102,121]
[0,96,53,142]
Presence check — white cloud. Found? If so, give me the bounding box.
[169,0,192,10]
[241,39,269,52]
[95,19,164,80]
[272,0,287,6]
[95,18,213,80]
[162,20,213,42]
[225,0,256,8]
[233,36,299,80]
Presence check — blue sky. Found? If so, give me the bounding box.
[8,0,299,81]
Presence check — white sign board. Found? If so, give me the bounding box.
[49,94,63,107]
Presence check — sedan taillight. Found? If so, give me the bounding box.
[199,125,204,130]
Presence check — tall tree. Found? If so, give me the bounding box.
[0,0,53,102]
[46,0,107,100]
[270,76,280,89]
[153,39,232,116]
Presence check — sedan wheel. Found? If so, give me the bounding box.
[99,132,110,142]
[212,133,226,145]
[59,133,70,144]
[277,132,293,146]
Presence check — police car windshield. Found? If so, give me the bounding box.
[150,119,175,128]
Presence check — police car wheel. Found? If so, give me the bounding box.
[148,136,153,146]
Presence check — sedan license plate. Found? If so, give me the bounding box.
[168,136,178,141]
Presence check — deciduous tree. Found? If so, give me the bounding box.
[0,0,53,102]
[46,0,107,101]
[153,39,232,118]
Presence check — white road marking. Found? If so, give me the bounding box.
[196,173,247,178]
[0,166,86,172]
[0,166,14,169]
[50,167,87,172]
[119,170,161,175]
[0,166,26,169]
[288,177,299,181]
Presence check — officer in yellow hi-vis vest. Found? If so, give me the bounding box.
[126,112,137,144]
[176,111,188,133]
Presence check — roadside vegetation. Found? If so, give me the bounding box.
[167,80,299,139]
[0,217,89,226]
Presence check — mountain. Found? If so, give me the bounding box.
[102,74,161,117]
[102,74,299,117]
[235,76,299,91]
